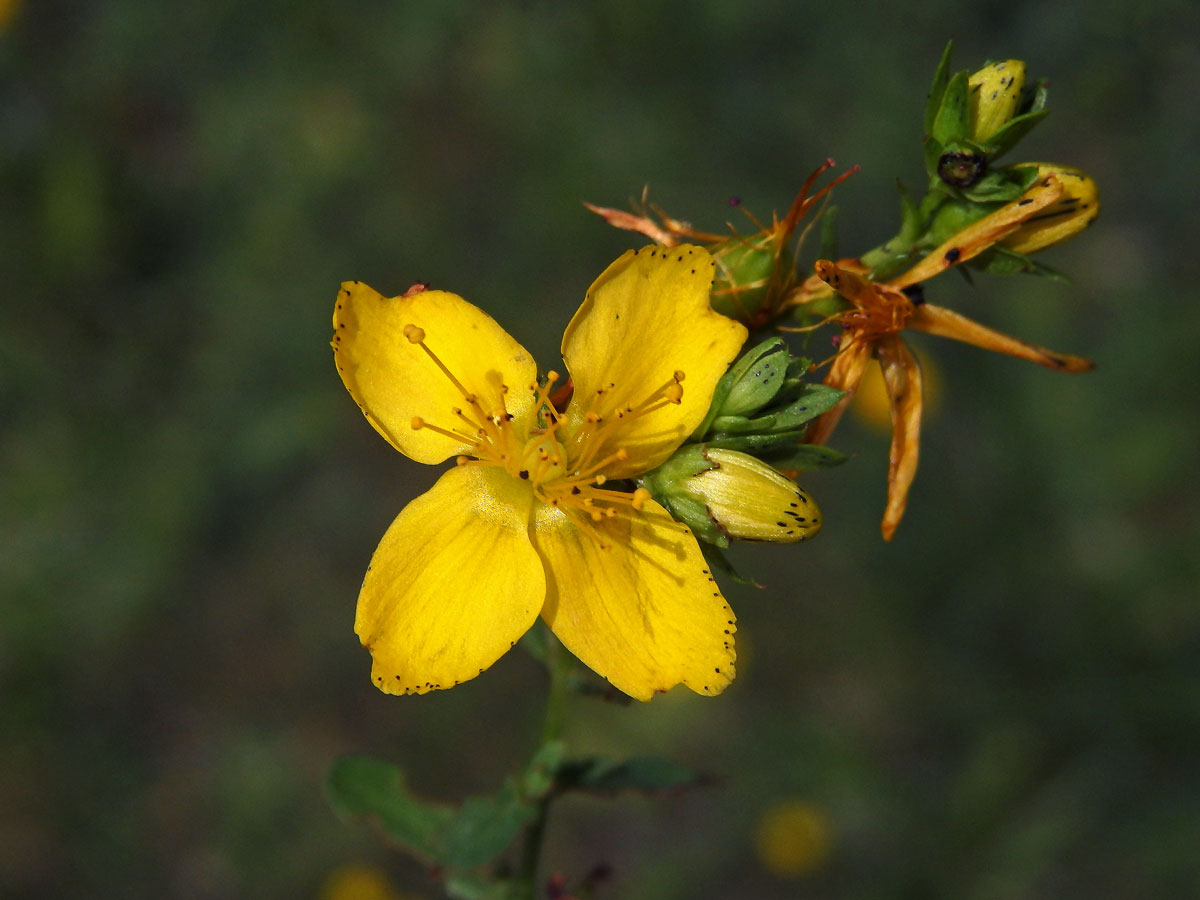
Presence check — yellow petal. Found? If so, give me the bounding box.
[532,499,736,701]
[968,59,1025,143]
[805,334,873,447]
[560,245,747,479]
[1002,163,1100,255]
[909,303,1094,372]
[355,464,545,694]
[876,336,923,542]
[333,282,538,464]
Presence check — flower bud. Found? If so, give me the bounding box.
[676,448,822,543]
[968,59,1025,143]
[709,237,780,326]
[712,338,789,418]
[1002,163,1100,255]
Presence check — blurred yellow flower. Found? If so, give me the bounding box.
[333,246,746,700]
[319,864,408,900]
[851,347,941,433]
[0,0,21,32]
[754,799,832,877]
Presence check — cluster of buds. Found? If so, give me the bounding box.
[591,44,1100,542]
[640,339,845,550]
[857,43,1099,284]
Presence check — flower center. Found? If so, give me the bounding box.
[402,323,685,547]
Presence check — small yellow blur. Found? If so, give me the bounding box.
[754,799,833,877]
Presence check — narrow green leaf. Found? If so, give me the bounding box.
[925,41,955,136]
[325,755,453,862]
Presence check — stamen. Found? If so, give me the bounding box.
[410,416,478,444]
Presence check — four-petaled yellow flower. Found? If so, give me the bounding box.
[332,246,747,700]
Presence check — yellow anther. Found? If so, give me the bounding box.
[456,456,470,465]
[410,416,425,430]
[403,324,425,344]
[631,487,652,511]
[545,371,560,384]
[674,370,686,382]
[664,383,684,404]
[594,475,607,486]
[615,448,629,461]
[585,411,602,423]
[590,510,604,521]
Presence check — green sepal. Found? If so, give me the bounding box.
[708,383,845,436]
[765,442,848,471]
[961,164,1039,203]
[924,41,956,137]
[713,337,789,418]
[969,245,1069,281]
[657,492,728,548]
[983,107,1050,159]
[931,70,971,148]
[703,431,845,470]
[555,755,712,795]
[701,543,763,587]
[639,446,727,547]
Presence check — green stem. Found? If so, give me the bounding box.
[515,635,573,898]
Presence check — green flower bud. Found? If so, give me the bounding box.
[1002,163,1100,255]
[968,59,1025,143]
[709,237,780,325]
[641,446,821,545]
[714,338,789,418]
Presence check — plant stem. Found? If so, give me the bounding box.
[516,635,573,898]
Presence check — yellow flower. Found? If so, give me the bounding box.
[332,246,747,700]
[754,799,833,877]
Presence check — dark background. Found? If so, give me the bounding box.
[4,1,1198,897]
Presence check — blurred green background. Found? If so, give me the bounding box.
[4,0,1199,897]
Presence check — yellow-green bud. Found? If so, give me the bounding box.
[680,448,821,543]
[968,59,1025,143]
[1003,163,1100,255]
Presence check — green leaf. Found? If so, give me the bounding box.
[326,755,453,863]
[439,778,537,869]
[924,41,955,137]
[556,755,713,795]
[931,70,970,146]
[521,740,566,799]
